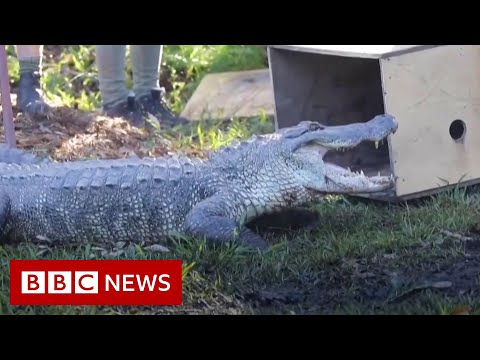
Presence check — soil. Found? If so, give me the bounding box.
[240,234,480,314]
[0,105,170,162]
[132,234,480,315]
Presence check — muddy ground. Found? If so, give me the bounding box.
[119,229,480,315]
[247,237,480,315]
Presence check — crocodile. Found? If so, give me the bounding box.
[0,114,398,250]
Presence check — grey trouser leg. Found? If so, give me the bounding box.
[95,45,129,107]
[16,45,43,74]
[131,45,162,98]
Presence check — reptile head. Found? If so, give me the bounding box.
[282,114,398,195]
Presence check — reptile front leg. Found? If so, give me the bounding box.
[184,195,268,250]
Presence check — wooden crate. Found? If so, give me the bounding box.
[268,45,480,201]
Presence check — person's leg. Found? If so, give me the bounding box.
[131,45,161,98]
[131,45,189,126]
[15,45,51,115]
[95,45,129,107]
[95,45,144,126]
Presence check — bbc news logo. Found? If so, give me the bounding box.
[22,271,100,294]
[10,260,182,306]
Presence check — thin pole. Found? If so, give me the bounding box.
[0,45,16,148]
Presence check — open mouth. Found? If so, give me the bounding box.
[309,136,396,194]
[322,136,393,178]
[298,114,398,194]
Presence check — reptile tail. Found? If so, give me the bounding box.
[0,144,45,165]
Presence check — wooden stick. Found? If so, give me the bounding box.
[0,45,16,148]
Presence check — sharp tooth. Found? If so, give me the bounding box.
[360,170,365,176]
[377,171,381,176]
[375,141,379,149]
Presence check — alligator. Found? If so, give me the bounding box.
[0,114,398,250]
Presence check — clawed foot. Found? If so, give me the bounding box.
[236,228,269,250]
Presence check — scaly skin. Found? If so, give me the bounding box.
[0,114,398,249]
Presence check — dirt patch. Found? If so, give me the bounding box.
[0,106,170,162]
[239,236,480,314]
[411,237,480,298]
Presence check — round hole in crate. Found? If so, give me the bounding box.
[449,119,466,141]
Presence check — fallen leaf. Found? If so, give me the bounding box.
[430,281,453,289]
[449,306,470,315]
[440,229,474,242]
[143,244,170,253]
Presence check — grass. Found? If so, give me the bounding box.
[1,45,480,315]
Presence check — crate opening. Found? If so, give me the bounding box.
[270,48,394,179]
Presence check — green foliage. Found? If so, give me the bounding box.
[6,45,267,114]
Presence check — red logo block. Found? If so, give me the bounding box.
[9,260,183,306]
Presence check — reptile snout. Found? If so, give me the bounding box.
[382,114,399,134]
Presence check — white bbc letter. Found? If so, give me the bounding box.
[48,271,72,294]
[22,272,45,294]
[105,275,120,291]
[123,274,135,291]
[158,274,171,292]
[75,272,99,294]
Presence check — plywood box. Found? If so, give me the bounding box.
[268,45,480,201]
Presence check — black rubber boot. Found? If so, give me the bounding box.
[17,71,51,116]
[102,94,146,127]
[138,88,189,127]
